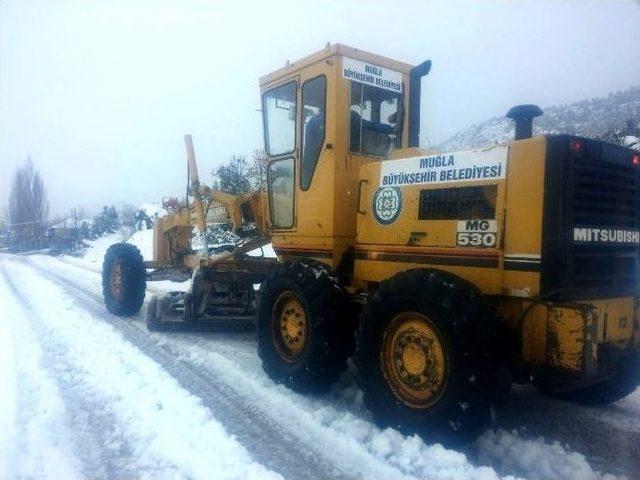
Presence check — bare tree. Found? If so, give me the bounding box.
[8,157,49,250]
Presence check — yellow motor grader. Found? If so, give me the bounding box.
[102,44,640,444]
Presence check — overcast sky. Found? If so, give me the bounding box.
[1,0,639,217]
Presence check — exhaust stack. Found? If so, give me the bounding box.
[506,104,543,140]
[408,60,432,148]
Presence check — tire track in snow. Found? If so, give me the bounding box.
[1,259,285,480]
[2,257,362,480]
[0,274,86,480]
[0,265,140,478]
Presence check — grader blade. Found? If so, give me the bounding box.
[146,284,255,331]
[146,292,193,331]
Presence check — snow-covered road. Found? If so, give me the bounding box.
[1,251,638,480]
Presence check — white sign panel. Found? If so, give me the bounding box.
[379,145,508,187]
[342,57,403,94]
[456,220,498,247]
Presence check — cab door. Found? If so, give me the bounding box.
[295,62,334,241]
[262,80,298,232]
[262,60,337,253]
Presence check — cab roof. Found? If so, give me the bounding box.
[259,43,414,88]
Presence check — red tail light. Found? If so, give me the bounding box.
[633,154,640,166]
[569,138,583,153]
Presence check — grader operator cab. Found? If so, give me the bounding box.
[102,44,640,444]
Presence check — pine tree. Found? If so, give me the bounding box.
[212,155,252,195]
[92,205,119,236]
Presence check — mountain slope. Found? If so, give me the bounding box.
[439,86,640,151]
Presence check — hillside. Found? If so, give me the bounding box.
[439,86,640,151]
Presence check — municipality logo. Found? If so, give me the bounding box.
[372,186,402,225]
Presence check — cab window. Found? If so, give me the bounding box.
[350,82,403,157]
[262,81,297,156]
[267,158,295,228]
[300,75,326,190]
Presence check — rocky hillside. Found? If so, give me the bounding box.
[439,86,640,151]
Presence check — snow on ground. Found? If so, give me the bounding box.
[139,203,167,219]
[477,430,618,480]
[162,335,510,480]
[0,257,281,480]
[0,314,16,477]
[63,232,126,272]
[248,242,277,258]
[128,228,155,260]
[162,322,620,480]
[51,217,93,230]
[1,287,87,480]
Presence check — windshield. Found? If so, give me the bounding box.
[350,81,403,157]
[262,81,297,156]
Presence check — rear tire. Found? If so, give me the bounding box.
[256,259,353,393]
[354,269,506,446]
[102,243,146,316]
[548,353,640,406]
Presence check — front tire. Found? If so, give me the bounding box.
[256,259,353,393]
[102,243,146,316]
[354,269,505,446]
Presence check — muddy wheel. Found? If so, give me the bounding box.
[354,269,506,446]
[102,243,146,316]
[256,259,353,393]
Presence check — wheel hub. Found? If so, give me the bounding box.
[382,313,447,408]
[272,292,307,361]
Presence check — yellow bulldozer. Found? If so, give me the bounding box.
[102,44,640,444]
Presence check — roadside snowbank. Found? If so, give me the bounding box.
[72,232,126,271]
[477,430,618,480]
